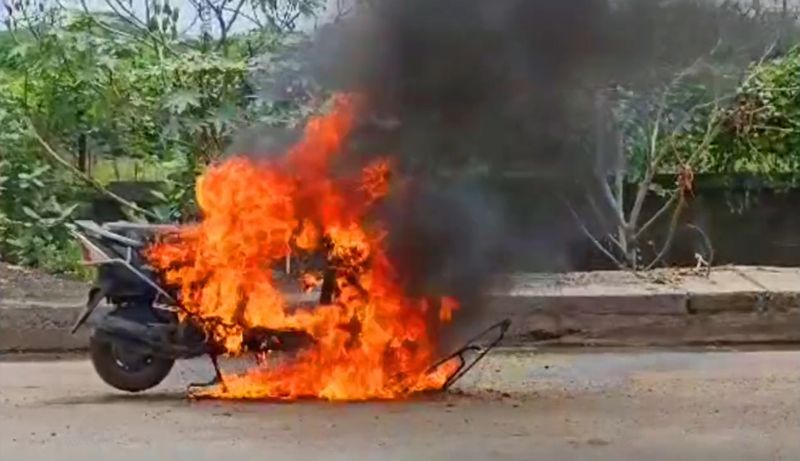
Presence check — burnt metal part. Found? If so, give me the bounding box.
[242,328,316,353]
[185,329,315,393]
[427,319,512,391]
[188,354,226,393]
[185,319,512,397]
[71,287,107,334]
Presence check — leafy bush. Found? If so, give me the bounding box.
[0,5,321,272]
[695,47,800,179]
[0,100,82,272]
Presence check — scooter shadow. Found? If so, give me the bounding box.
[42,390,187,406]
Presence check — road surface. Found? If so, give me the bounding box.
[1,349,798,460]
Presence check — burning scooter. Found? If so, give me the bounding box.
[67,220,323,392]
[67,96,509,400]
[68,218,508,397]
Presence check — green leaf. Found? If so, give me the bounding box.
[21,206,41,220]
[97,55,119,71]
[55,203,79,222]
[150,189,168,202]
[28,165,51,178]
[8,42,31,60]
[163,89,202,114]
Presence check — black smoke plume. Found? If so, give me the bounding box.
[241,0,790,337]
[306,1,619,338]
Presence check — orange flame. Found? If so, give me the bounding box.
[148,94,458,400]
[440,296,459,323]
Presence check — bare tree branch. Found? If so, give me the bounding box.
[104,0,149,30]
[194,0,246,51]
[627,46,721,232]
[634,191,679,241]
[26,119,158,220]
[333,0,355,22]
[583,191,627,254]
[99,0,179,55]
[594,175,626,227]
[221,5,265,29]
[224,0,248,32]
[79,0,160,50]
[563,198,626,269]
[179,11,202,36]
[18,2,42,41]
[644,194,686,270]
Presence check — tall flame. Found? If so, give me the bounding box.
[148,94,458,400]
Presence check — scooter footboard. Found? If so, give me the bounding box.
[90,313,207,359]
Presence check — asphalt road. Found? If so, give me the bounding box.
[1,349,798,461]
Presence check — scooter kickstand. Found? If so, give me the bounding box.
[188,354,227,392]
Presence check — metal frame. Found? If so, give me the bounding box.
[68,225,176,306]
[427,319,511,391]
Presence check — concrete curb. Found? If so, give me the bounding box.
[1,266,799,352]
[490,293,800,347]
[491,266,800,347]
[0,301,103,351]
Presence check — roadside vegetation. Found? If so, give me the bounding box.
[566,2,800,270]
[0,0,329,273]
[2,0,800,274]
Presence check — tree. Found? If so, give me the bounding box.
[0,0,325,271]
[566,68,724,270]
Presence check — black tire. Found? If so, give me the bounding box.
[89,334,174,392]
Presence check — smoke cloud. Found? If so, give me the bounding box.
[304,0,619,335]
[315,0,609,174]
[240,0,791,336]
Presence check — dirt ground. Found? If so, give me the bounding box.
[1,349,798,461]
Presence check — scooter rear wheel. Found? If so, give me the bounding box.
[89,333,175,392]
